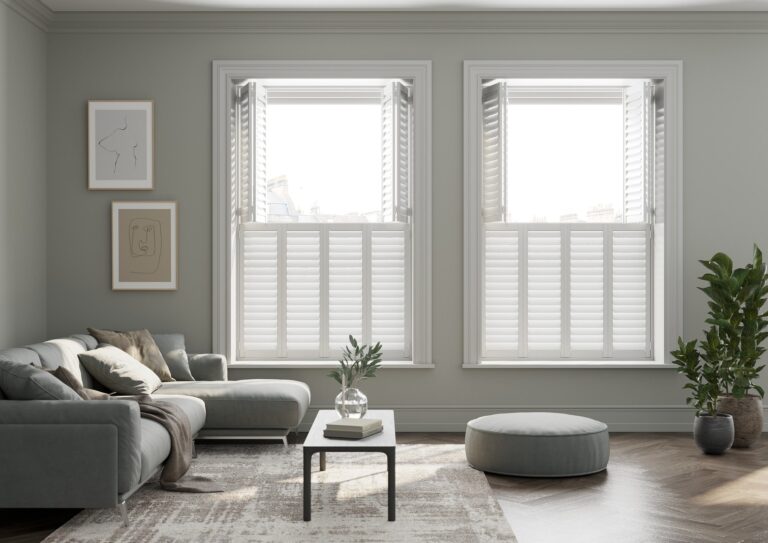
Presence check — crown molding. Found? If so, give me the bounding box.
[2,0,54,31]
[38,10,768,34]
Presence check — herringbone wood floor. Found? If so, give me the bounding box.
[1,433,766,543]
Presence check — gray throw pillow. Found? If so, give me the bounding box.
[78,346,162,395]
[0,359,83,401]
[152,334,195,381]
[47,366,112,401]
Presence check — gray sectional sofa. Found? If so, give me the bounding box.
[0,332,311,521]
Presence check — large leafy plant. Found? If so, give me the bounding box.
[672,245,768,414]
[328,335,383,389]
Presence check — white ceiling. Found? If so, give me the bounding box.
[37,0,768,12]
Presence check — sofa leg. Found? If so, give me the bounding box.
[119,501,129,527]
[192,442,198,459]
[281,435,288,449]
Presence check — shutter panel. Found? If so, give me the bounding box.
[570,231,604,351]
[329,231,364,354]
[484,229,519,353]
[234,83,252,223]
[527,230,561,351]
[241,230,278,354]
[371,230,407,355]
[482,81,506,223]
[623,82,650,224]
[253,83,268,223]
[286,231,320,353]
[381,82,412,223]
[612,229,649,352]
[653,81,665,224]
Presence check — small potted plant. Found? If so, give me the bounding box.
[672,337,734,454]
[328,335,382,419]
[697,246,767,447]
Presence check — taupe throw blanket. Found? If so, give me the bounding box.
[128,396,222,493]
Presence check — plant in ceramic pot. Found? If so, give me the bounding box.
[696,246,767,448]
[672,337,734,454]
[328,335,382,419]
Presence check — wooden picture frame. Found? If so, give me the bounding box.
[89,100,154,190]
[112,201,177,291]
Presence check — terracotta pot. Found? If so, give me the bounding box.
[717,394,764,448]
[693,414,734,455]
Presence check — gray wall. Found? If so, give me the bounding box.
[0,4,47,347]
[46,23,768,430]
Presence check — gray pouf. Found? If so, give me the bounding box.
[465,412,610,477]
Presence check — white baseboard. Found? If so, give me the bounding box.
[297,404,768,433]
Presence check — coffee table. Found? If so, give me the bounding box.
[303,409,396,521]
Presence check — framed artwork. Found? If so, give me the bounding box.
[112,201,177,291]
[89,100,153,190]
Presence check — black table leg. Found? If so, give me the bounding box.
[303,449,312,521]
[320,451,326,471]
[387,449,396,521]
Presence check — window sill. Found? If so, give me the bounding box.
[229,361,434,369]
[464,362,676,369]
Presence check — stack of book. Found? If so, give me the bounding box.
[324,418,383,439]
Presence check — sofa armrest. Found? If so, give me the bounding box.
[0,400,143,505]
[188,353,228,381]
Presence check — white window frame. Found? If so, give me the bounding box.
[213,60,432,367]
[463,60,682,368]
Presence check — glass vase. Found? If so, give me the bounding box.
[334,387,368,419]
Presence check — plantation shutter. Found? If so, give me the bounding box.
[570,230,604,352]
[652,80,665,224]
[253,83,268,223]
[381,81,412,223]
[482,81,506,223]
[233,82,267,224]
[527,230,561,351]
[483,229,519,354]
[622,82,651,224]
[371,229,409,356]
[240,230,279,355]
[285,230,321,353]
[328,230,364,353]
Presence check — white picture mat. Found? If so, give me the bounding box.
[112,201,177,290]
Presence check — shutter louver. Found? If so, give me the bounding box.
[612,230,649,352]
[623,82,649,224]
[570,231,604,352]
[527,230,561,351]
[482,81,506,223]
[484,229,519,353]
[371,230,407,355]
[286,231,320,353]
[329,231,364,353]
[241,230,279,354]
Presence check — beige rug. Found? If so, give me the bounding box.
[44,443,516,543]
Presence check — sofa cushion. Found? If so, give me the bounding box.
[134,395,206,483]
[79,346,162,395]
[152,334,195,382]
[25,338,94,388]
[0,360,83,401]
[0,347,42,368]
[88,328,174,382]
[157,379,310,429]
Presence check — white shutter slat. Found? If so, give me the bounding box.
[612,229,648,352]
[241,230,278,353]
[484,229,519,353]
[527,230,561,351]
[570,231,604,351]
[371,230,406,354]
[329,231,363,354]
[286,231,320,352]
[482,82,506,223]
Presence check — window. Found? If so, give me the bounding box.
[214,62,431,365]
[464,61,682,365]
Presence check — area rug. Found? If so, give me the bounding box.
[43,443,516,543]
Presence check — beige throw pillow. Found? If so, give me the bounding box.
[87,328,174,382]
[78,346,162,395]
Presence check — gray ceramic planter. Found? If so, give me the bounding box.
[693,414,734,455]
[717,394,764,448]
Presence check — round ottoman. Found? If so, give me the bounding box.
[465,412,609,477]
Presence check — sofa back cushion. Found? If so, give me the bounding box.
[78,346,162,395]
[152,334,195,381]
[24,338,94,388]
[0,359,83,401]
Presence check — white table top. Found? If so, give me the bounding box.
[304,409,396,450]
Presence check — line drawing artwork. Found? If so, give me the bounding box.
[128,218,162,274]
[98,116,140,175]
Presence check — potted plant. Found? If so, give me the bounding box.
[328,335,383,419]
[672,337,734,454]
[696,247,766,447]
